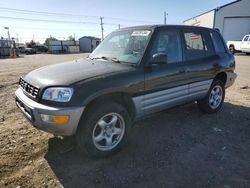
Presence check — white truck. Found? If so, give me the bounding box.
[227,34,250,55]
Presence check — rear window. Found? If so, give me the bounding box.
[210,30,226,53]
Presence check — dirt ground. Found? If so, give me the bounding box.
[0,53,249,187]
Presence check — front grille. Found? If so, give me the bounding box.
[19,78,39,98]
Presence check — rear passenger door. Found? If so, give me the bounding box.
[182,28,218,101]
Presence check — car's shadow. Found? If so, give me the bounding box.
[44,102,250,188]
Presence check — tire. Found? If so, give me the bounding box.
[229,45,235,55]
[198,79,225,114]
[76,102,131,158]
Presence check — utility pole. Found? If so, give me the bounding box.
[164,11,168,24]
[100,17,104,41]
[73,33,76,45]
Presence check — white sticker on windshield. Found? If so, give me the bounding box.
[131,30,151,36]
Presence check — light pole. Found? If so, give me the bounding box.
[4,27,10,40]
[4,27,15,58]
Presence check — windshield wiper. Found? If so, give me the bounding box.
[90,56,121,63]
[90,56,109,60]
[110,58,120,63]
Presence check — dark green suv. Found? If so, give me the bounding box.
[16,25,237,157]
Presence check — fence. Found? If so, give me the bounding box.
[48,40,80,54]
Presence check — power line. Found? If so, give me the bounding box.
[0,15,99,25]
[0,7,99,19]
[0,25,103,32]
[0,6,155,24]
[0,15,129,27]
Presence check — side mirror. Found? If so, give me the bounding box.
[149,53,167,65]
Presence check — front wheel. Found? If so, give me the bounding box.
[198,79,225,113]
[76,102,131,158]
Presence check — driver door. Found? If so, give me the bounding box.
[143,28,190,115]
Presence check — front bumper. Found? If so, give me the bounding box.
[15,88,84,136]
[225,72,237,88]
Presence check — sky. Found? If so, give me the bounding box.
[0,0,235,44]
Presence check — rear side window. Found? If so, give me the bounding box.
[210,30,226,53]
[184,31,205,60]
[202,30,215,57]
[243,36,249,41]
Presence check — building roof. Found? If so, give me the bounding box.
[183,0,241,22]
[79,36,101,40]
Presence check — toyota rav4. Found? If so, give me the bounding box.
[15,25,237,157]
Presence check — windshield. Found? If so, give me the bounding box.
[89,29,152,64]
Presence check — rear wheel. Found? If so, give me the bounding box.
[198,79,225,113]
[76,102,131,158]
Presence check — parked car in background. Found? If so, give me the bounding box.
[17,47,36,55]
[15,25,237,158]
[34,45,48,53]
[227,34,250,55]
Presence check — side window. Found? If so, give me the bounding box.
[243,36,249,42]
[150,29,183,64]
[202,30,215,57]
[210,30,226,53]
[183,31,205,60]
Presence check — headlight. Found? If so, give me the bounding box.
[42,87,74,102]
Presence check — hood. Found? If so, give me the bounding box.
[24,58,134,88]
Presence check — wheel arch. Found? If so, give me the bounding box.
[214,72,227,86]
[82,92,136,122]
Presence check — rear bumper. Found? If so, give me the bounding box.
[225,72,237,88]
[15,88,84,136]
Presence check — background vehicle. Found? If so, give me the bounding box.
[15,25,237,158]
[227,34,250,54]
[17,47,37,55]
[34,45,48,53]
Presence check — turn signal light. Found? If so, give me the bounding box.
[41,114,69,124]
[52,115,69,124]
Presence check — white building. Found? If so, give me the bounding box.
[183,0,250,42]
